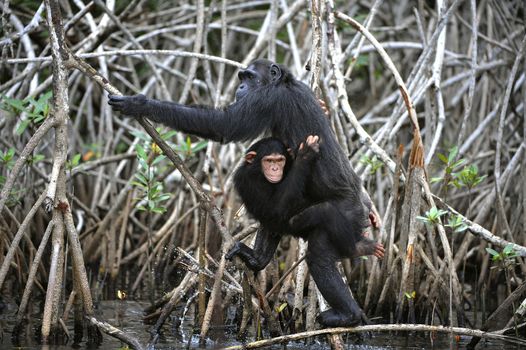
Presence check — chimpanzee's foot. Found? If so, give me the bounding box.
[316,309,362,327]
[353,238,385,258]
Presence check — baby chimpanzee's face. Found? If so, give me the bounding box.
[261,153,286,183]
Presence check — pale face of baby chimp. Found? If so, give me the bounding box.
[261,153,286,183]
[245,151,286,183]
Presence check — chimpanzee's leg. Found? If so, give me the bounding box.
[306,232,363,327]
[288,202,332,234]
[226,227,280,272]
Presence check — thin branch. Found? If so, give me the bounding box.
[87,316,146,350]
[225,324,526,349]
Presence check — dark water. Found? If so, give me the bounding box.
[0,300,521,349]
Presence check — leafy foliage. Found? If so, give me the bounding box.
[132,143,170,214]
[486,244,519,262]
[416,206,448,226]
[66,154,82,171]
[130,128,208,214]
[0,148,15,169]
[486,244,519,271]
[0,91,52,135]
[431,146,486,191]
[26,154,46,165]
[360,154,383,175]
[173,136,208,158]
[430,146,466,187]
[444,214,468,233]
[454,165,487,190]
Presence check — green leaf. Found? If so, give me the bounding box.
[448,146,458,162]
[161,130,178,140]
[151,207,166,214]
[416,216,430,223]
[485,248,499,257]
[16,120,30,135]
[503,244,514,255]
[276,303,288,313]
[130,130,150,142]
[135,144,147,160]
[149,186,160,197]
[30,154,45,164]
[451,180,462,189]
[157,194,171,202]
[456,225,468,233]
[31,91,52,115]
[138,158,149,171]
[3,96,27,113]
[437,153,448,164]
[130,181,147,188]
[430,177,443,184]
[33,115,45,124]
[192,140,209,153]
[71,153,82,166]
[6,148,15,159]
[474,175,487,185]
[134,173,149,186]
[451,159,466,169]
[152,154,166,166]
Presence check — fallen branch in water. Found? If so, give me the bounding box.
[224,323,526,349]
[86,316,145,350]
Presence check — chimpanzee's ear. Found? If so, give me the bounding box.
[245,151,257,163]
[270,64,282,82]
[287,148,295,158]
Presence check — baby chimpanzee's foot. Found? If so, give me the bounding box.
[316,309,362,327]
[353,238,385,258]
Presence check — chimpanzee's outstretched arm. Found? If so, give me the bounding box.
[225,227,280,272]
[108,94,270,143]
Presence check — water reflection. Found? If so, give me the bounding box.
[0,300,515,349]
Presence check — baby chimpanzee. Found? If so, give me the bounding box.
[228,136,384,326]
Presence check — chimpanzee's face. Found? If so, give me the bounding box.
[235,60,282,100]
[260,153,286,183]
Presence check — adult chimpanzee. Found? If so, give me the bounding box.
[108,58,377,326]
[230,136,384,268]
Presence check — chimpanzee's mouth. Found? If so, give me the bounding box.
[266,175,282,183]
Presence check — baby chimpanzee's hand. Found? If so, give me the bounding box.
[297,135,320,160]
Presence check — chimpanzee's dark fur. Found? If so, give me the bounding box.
[108,59,372,326]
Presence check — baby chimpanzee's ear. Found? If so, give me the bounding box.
[245,151,257,163]
[287,148,295,159]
